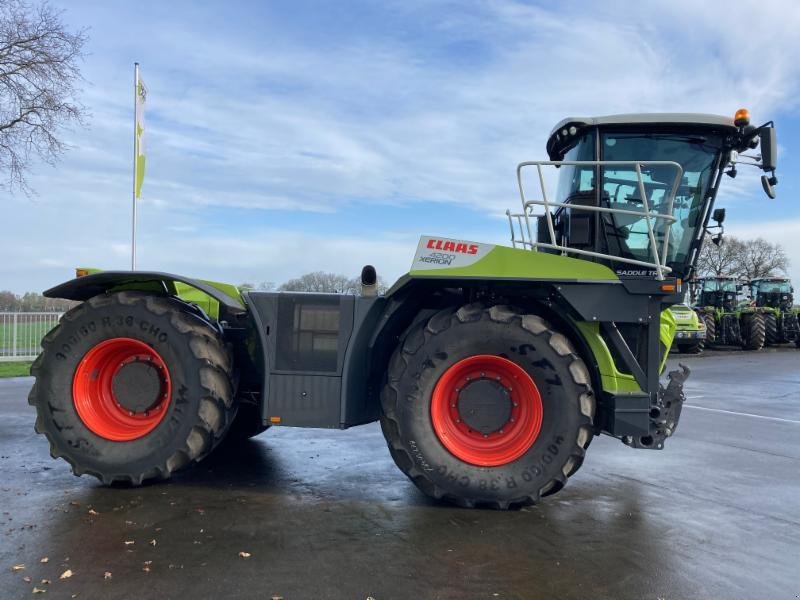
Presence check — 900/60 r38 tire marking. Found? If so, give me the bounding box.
[380,304,595,509]
[28,291,236,485]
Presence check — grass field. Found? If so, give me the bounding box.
[0,315,60,357]
[0,361,33,378]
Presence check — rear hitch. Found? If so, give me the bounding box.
[622,364,690,450]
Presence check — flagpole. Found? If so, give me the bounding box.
[131,62,139,271]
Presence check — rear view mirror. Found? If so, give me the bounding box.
[761,175,777,199]
[760,127,777,172]
[712,208,726,224]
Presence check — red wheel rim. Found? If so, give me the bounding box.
[431,355,543,467]
[72,338,171,441]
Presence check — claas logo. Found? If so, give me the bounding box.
[426,239,479,254]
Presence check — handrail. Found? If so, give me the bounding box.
[510,160,684,280]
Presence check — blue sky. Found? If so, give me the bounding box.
[3,0,800,293]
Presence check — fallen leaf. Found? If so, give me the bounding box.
[143,561,152,566]
[11,564,25,572]
[238,551,251,558]
[149,539,157,546]
[88,509,98,516]
[104,572,112,580]
[60,569,73,579]
[41,579,51,584]
[69,501,79,506]
[123,540,135,546]
[40,557,49,563]
[142,565,151,573]
[23,576,31,583]
[32,587,46,594]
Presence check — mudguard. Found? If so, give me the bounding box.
[43,271,246,316]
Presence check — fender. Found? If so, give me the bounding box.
[44,271,246,316]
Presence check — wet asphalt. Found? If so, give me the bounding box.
[1,349,799,600]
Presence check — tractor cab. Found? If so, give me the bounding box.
[508,111,778,281]
[697,277,740,312]
[750,278,794,311]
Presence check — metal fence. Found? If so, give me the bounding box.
[0,312,62,362]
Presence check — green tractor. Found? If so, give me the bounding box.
[749,277,800,347]
[29,110,778,509]
[668,303,706,354]
[694,276,767,350]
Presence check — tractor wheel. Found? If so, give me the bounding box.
[28,291,236,485]
[740,312,766,351]
[764,313,779,346]
[380,304,595,509]
[677,342,702,354]
[701,312,716,345]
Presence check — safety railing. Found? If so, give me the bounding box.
[506,160,684,280]
[0,312,62,362]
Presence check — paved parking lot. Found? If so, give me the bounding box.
[1,349,799,599]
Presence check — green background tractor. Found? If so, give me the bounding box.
[749,278,800,348]
[694,276,766,350]
[668,303,706,353]
[29,110,778,509]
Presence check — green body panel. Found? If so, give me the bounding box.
[410,245,619,281]
[75,267,242,320]
[575,321,641,393]
[573,309,675,395]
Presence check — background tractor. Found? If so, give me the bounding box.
[29,109,778,509]
[694,276,766,350]
[749,278,800,347]
[668,302,706,353]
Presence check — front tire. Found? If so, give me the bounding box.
[741,312,766,351]
[764,313,779,346]
[29,292,236,485]
[677,341,702,354]
[380,304,595,509]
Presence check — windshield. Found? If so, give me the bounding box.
[702,279,737,292]
[554,130,722,277]
[752,280,792,294]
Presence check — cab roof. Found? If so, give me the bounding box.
[549,113,736,137]
[547,113,737,160]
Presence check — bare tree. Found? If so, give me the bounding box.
[695,234,745,277]
[735,237,789,280]
[237,281,275,293]
[279,271,389,294]
[0,0,87,191]
[279,272,353,293]
[695,234,789,280]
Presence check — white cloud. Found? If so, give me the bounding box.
[3,1,800,292]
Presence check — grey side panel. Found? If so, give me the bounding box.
[44,271,245,314]
[268,375,341,429]
[247,291,356,428]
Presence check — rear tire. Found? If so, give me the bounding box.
[764,313,779,346]
[380,304,595,509]
[740,312,766,351]
[700,311,716,346]
[29,291,236,485]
